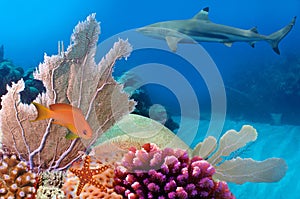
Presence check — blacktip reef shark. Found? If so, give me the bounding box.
[137,7,296,54]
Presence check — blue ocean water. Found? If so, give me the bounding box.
[0,0,299,198]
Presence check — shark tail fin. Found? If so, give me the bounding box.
[267,16,296,55]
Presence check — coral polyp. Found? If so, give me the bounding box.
[114,143,235,199]
[0,154,37,199]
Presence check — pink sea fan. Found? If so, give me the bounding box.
[114,143,235,199]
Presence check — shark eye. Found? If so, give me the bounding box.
[83,130,87,135]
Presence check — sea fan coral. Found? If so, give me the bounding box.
[0,14,135,171]
[114,143,235,199]
[0,154,37,199]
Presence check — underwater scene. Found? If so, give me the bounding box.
[0,0,299,198]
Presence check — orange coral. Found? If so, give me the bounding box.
[69,155,110,196]
[63,155,122,199]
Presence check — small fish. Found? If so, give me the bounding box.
[31,102,93,140]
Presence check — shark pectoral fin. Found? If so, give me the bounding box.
[249,41,256,48]
[65,131,79,140]
[224,42,233,47]
[166,36,182,52]
[249,26,258,33]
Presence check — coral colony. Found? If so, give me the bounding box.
[0,14,288,198]
[114,143,235,199]
[0,154,37,199]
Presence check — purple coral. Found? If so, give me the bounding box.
[114,143,235,199]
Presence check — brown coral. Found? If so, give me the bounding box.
[0,154,37,199]
[0,14,135,171]
[63,155,122,199]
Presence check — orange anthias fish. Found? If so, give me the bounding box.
[31,102,93,140]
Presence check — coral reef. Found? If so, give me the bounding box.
[93,122,287,185]
[63,155,122,199]
[36,171,65,198]
[0,12,289,199]
[20,68,46,105]
[0,154,37,198]
[0,59,24,109]
[227,53,300,124]
[114,143,235,199]
[0,49,45,109]
[0,14,135,171]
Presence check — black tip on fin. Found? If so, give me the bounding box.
[292,16,297,25]
[203,7,209,12]
[273,47,280,55]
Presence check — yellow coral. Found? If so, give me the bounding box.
[0,154,36,199]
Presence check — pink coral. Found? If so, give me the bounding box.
[114,143,235,199]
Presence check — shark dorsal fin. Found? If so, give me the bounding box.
[193,7,210,21]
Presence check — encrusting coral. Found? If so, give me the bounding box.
[0,154,37,199]
[36,186,65,199]
[114,143,235,199]
[0,13,135,171]
[91,114,191,164]
[63,155,122,199]
[36,171,65,199]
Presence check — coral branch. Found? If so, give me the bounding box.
[51,139,79,170]
[28,119,52,170]
[13,95,31,155]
